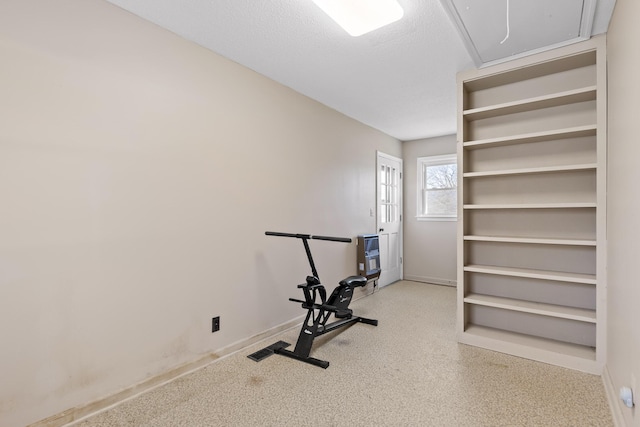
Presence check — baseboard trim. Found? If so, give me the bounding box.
[602,365,626,427]
[30,316,305,427]
[404,274,456,287]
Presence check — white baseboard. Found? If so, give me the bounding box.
[404,274,456,287]
[603,365,626,427]
[31,316,305,427]
[32,283,381,427]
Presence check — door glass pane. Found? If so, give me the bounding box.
[379,163,399,224]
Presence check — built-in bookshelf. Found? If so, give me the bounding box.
[456,36,606,374]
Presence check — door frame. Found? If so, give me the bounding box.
[376,151,403,286]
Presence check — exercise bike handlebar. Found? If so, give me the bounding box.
[265,231,351,243]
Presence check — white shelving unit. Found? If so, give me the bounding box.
[456,36,607,374]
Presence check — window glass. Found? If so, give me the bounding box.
[417,154,457,220]
[380,164,399,223]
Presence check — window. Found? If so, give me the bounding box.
[417,154,457,221]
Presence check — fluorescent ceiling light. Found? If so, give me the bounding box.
[312,0,404,37]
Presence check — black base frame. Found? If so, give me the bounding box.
[274,314,378,369]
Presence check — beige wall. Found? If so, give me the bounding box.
[402,135,457,286]
[606,0,640,424]
[0,1,401,425]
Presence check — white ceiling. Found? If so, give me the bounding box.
[104,0,616,141]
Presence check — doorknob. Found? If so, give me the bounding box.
[379,228,384,232]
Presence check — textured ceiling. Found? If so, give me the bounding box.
[104,0,616,141]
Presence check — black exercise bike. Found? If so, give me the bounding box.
[248,232,378,369]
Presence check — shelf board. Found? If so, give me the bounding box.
[462,51,597,92]
[462,124,597,149]
[463,86,597,121]
[463,264,596,284]
[463,163,596,178]
[464,202,596,210]
[463,235,596,246]
[464,293,596,323]
[460,325,597,363]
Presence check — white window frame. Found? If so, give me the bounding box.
[416,154,457,221]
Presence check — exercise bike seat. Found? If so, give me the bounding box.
[339,275,367,288]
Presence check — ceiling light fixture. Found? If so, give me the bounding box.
[311,0,404,37]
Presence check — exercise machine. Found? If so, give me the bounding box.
[248,231,378,369]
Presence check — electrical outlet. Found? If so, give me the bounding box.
[212,316,220,333]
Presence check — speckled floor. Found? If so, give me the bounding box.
[72,281,613,426]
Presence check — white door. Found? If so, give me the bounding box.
[376,152,402,287]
